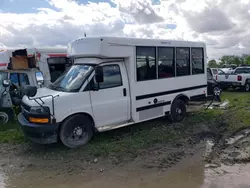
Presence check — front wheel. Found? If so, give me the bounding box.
[59,114,94,149]
[169,99,187,122]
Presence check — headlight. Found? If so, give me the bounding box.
[30,106,50,114]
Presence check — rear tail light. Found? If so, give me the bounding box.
[237,75,242,81]
[216,75,218,80]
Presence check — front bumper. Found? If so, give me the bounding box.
[18,113,60,144]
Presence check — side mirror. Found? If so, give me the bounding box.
[23,85,37,97]
[35,71,44,87]
[2,79,10,88]
[95,66,104,83]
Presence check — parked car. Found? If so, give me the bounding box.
[216,66,250,91]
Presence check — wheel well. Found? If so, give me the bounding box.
[173,94,189,104]
[59,112,96,132]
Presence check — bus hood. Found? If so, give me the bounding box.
[22,87,63,107]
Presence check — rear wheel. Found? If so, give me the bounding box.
[59,114,94,149]
[245,83,250,92]
[213,86,221,96]
[169,99,187,122]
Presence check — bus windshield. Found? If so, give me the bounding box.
[48,64,94,92]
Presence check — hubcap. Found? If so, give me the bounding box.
[214,87,221,96]
[73,127,83,136]
[177,108,182,114]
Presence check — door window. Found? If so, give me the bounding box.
[94,64,123,89]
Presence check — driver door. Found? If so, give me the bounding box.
[89,62,130,128]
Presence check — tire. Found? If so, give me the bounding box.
[245,82,250,92]
[169,99,187,122]
[59,114,94,149]
[0,108,15,125]
[213,86,221,96]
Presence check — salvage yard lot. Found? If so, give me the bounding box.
[0,91,250,158]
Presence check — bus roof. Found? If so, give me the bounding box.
[68,36,206,58]
[70,36,206,48]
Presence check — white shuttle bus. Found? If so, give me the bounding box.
[18,37,208,148]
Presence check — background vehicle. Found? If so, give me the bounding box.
[207,68,221,99]
[216,66,250,91]
[208,68,219,80]
[0,49,45,124]
[1,47,71,87]
[220,64,237,74]
[18,37,210,148]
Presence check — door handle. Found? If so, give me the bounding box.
[123,88,127,96]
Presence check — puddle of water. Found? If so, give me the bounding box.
[202,163,250,188]
[226,128,250,145]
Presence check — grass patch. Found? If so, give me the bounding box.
[1,91,250,157]
[0,122,24,143]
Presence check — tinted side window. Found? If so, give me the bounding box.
[176,48,190,76]
[98,65,122,89]
[158,47,175,79]
[192,48,204,74]
[136,47,156,81]
[19,73,30,87]
[10,73,19,86]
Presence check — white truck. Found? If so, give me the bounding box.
[216,66,250,91]
[17,37,209,148]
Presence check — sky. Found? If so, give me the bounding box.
[0,0,250,59]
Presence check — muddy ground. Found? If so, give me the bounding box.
[1,91,250,188]
[1,120,250,188]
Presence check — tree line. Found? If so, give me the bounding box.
[208,54,250,68]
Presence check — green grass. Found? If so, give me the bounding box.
[0,121,24,143]
[1,91,250,157]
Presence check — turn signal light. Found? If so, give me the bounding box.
[237,75,242,81]
[29,117,49,124]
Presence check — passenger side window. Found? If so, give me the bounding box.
[19,73,30,87]
[192,48,204,74]
[95,64,122,89]
[158,47,175,78]
[176,48,190,76]
[136,47,156,81]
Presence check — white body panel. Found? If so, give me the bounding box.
[23,37,207,132]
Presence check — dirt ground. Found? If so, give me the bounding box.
[1,123,250,188]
